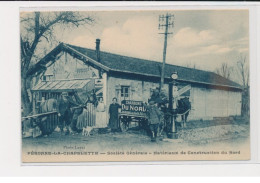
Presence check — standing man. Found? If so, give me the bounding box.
[146,100,162,142]
[108,97,121,132]
[57,92,77,135]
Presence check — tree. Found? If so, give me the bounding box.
[20,12,94,116]
[236,55,249,117]
[215,63,233,80]
[236,55,249,89]
[185,63,197,69]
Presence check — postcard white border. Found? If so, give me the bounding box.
[0,1,259,176]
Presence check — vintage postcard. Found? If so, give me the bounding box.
[21,9,250,163]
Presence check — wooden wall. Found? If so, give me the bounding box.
[189,87,242,120]
[43,51,99,81]
[106,76,242,122]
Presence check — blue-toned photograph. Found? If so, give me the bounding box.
[20,9,250,163]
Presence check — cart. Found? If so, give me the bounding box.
[119,100,148,132]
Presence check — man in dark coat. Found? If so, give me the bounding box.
[108,97,121,132]
[57,92,77,134]
[146,100,162,142]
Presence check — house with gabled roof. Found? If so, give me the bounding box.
[29,39,242,124]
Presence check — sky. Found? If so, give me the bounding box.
[22,10,249,77]
[59,10,249,73]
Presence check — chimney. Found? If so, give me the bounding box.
[95,38,101,62]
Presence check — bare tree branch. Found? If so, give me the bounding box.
[20,11,95,115]
[20,11,94,77]
[215,63,233,80]
[236,55,249,88]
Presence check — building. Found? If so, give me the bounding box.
[28,39,242,126]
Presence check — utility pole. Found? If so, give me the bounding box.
[158,13,174,91]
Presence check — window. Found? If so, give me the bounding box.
[42,75,47,81]
[121,86,130,98]
[42,75,53,81]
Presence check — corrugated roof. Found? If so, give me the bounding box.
[32,80,91,92]
[66,44,242,89]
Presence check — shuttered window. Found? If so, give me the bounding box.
[121,86,130,98]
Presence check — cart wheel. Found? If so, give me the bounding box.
[120,119,129,132]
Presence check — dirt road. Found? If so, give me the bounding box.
[22,123,250,153]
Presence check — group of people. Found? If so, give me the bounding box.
[55,89,171,142]
[107,95,166,142]
[56,92,121,135]
[145,87,168,142]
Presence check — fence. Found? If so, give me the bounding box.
[76,103,96,129]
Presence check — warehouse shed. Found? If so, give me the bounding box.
[28,40,242,124]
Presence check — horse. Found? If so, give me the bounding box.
[176,97,191,127]
[37,98,58,136]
